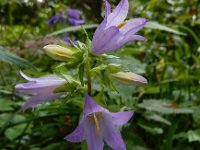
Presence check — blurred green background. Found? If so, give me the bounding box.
[0,0,200,149]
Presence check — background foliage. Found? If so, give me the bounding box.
[0,0,200,149]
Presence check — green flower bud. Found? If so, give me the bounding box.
[43,44,76,61]
[111,72,147,85]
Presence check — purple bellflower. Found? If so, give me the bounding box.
[64,94,134,150]
[67,8,85,26]
[15,71,66,111]
[91,0,148,55]
[47,13,66,26]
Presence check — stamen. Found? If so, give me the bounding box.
[93,113,101,135]
[86,112,103,136]
[117,21,128,29]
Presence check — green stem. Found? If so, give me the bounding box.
[86,57,92,96]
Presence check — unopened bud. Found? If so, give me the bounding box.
[43,44,76,61]
[111,72,147,85]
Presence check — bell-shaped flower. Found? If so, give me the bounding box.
[64,94,134,150]
[15,71,66,111]
[47,13,66,26]
[67,8,85,26]
[91,0,148,55]
[111,71,147,85]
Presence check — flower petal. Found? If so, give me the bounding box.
[104,0,111,19]
[120,18,148,35]
[15,81,60,95]
[101,112,126,150]
[92,26,119,54]
[124,34,147,42]
[67,8,82,19]
[84,116,104,150]
[64,122,85,143]
[22,92,63,111]
[106,0,129,27]
[110,110,134,126]
[84,94,107,117]
[68,18,85,26]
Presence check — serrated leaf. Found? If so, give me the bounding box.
[138,100,193,114]
[0,46,36,69]
[145,21,186,35]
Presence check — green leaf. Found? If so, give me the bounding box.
[47,24,98,37]
[4,115,32,141]
[0,46,36,69]
[144,112,171,125]
[138,100,193,114]
[145,21,186,35]
[0,99,14,111]
[187,130,200,142]
[43,143,61,150]
[138,123,163,135]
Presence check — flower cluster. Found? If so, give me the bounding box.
[67,8,85,26]
[47,8,84,26]
[16,0,148,149]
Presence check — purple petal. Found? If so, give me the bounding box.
[84,94,107,117]
[110,110,134,126]
[124,34,147,42]
[91,26,119,54]
[47,14,60,26]
[15,74,65,95]
[106,0,129,28]
[22,92,63,111]
[101,112,126,150]
[67,8,82,19]
[84,116,104,150]
[120,18,148,35]
[64,122,85,143]
[68,18,85,26]
[104,0,111,19]
[15,72,66,111]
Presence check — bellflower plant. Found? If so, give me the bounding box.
[15,71,66,111]
[15,0,148,149]
[91,0,148,55]
[65,94,134,150]
[67,8,85,26]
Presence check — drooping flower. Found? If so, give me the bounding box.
[64,94,134,150]
[91,0,148,55]
[15,71,66,111]
[111,71,147,85]
[67,8,85,26]
[47,13,66,26]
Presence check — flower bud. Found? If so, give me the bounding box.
[43,44,76,61]
[111,72,147,85]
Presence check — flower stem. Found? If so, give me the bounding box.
[86,57,92,96]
